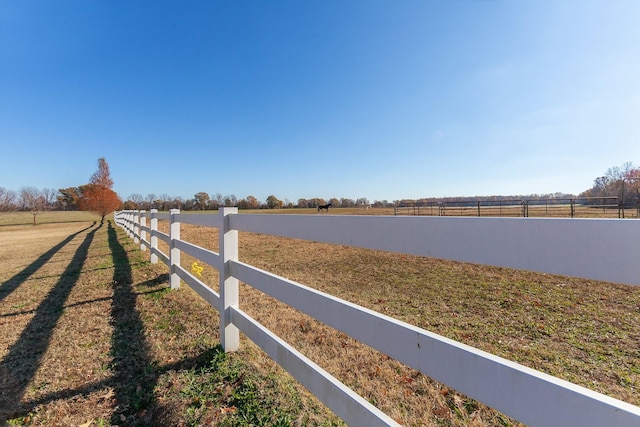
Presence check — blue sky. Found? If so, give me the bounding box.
[1,1,639,204]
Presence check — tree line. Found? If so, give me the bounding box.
[0,158,122,223]
[579,161,640,207]
[120,193,380,211]
[2,161,638,219]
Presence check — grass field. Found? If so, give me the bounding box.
[0,213,337,426]
[2,211,639,426]
[0,211,99,226]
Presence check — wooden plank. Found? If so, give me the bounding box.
[174,239,219,267]
[230,260,640,426]
[231,214,640,285]
[175,264,220,308]
[230,306,400,427]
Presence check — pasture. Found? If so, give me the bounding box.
[1,211,639,425]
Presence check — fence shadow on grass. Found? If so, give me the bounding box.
[0,222,96,304]
[2,221,219,424]
[107,220,161,425]
[0,222,100,420]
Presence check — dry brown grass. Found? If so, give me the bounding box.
[162,217,640,426]
[0,216,337,426]
[2,211,639,426]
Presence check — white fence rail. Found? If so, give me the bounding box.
[113,209,640,426]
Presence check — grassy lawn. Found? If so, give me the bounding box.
[157,215,640,426]
[0,213,338,426]
[0,211,99,226]
[2,211,639,426]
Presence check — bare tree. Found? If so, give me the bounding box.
[20,187,47,225]
[159,193,171,210]
[0,187,17,211]
[41,188,58,209]
[129,193,144,209]
[146,193,157,209]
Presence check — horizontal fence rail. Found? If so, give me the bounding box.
[113,209,640,426]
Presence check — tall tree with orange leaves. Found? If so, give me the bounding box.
[79,158,122,221]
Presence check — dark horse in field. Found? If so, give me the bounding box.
[317,203,332,213]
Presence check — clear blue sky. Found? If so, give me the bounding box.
[2,1,639,204]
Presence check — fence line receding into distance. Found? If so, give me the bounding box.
[114,209,640,427]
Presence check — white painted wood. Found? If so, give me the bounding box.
[230,306,401,427]
[139,210,147,251]
[230,260,640,426]
[133,211,140,244]
[174,239,219,268]
[155,212,171,221]
[175,212,223,228]
[150,209,159,264]
[155,249,169,266]
[175,264,220,308]
[231,214,640,285]
[156,230,170,244]
[219,208,239,352]
[169,209,181,290]
[113,209,640,425]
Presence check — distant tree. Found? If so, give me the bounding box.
[582,162,640,206]
[224,194,237,207]
[194,192,210,210]
[265,195,282,209]
[356,197,370,207]
[340,198,356,208]
[241,195,259,209]
[78,158,122,221]
[129,193,144,209]
[123,200,137,210]
[0,187,17,211]
[329,198,340,208]
[20,187,47,225]
[41,188,58,209]
[306,198,325,208]
[146,193,157,209]
[58,187,81,210]
[171,197,184,210]
[297,198,308,208]
[158,193,171,210]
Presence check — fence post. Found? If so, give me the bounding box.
[219,207,239,352]
[124,211,130,237]
[139,210,147,251]
[133,210,140,244]
[570,199,575,218]
[130,211,135,237]
[150,209,158,264]
[169,209,181,290]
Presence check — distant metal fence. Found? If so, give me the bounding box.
[394,196,626,218]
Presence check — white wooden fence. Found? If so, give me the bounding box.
[113,209,640,426]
